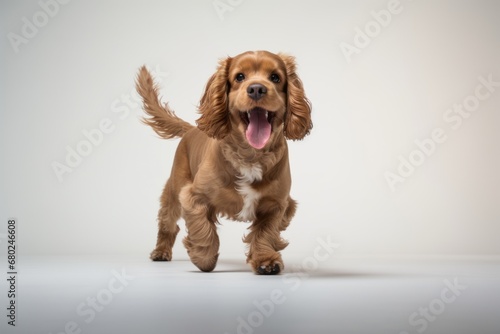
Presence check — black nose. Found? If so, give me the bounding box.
[247,84,267,101]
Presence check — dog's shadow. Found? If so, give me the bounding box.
[191,259,409,278]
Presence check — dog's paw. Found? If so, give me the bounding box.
[150,249,172,261]
[257,263,282,275]
[249,254,283,275]
[191,253,219,272]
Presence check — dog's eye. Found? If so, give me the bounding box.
[270,73,280,83]
[235,73,245,82]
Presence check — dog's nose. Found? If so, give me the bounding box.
[247,84,267,101]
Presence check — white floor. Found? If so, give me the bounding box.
[2,255,499,334]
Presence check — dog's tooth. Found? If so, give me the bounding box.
[247,111,251,118]
[265,111,268,118]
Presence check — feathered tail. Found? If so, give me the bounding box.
[135,66,194,139]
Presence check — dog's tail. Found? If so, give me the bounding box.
[136,66,194,139]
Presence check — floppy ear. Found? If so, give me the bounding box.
[196,57,232,139]
[279,54,312,140]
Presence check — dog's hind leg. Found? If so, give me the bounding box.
[150,179,181,261]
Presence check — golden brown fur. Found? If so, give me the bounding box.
[136,51,312,274]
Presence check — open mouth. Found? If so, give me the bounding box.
[239,107,276,149]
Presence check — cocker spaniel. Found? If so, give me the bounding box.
[136,50,312,274]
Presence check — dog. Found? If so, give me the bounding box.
[136,50,312,274]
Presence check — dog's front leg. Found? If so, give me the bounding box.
[244,198,292,275]
[179,184,220,272]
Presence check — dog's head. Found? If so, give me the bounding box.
[197,51,312,149]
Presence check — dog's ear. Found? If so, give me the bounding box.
[279,54,312,140]
[196,57,232,139]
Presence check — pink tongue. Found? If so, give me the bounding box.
[246,109,271,149]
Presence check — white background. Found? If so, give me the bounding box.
[1,0,499,260]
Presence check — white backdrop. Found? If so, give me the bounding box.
[1,0,499,259]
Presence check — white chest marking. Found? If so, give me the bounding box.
[235,164,262,222]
